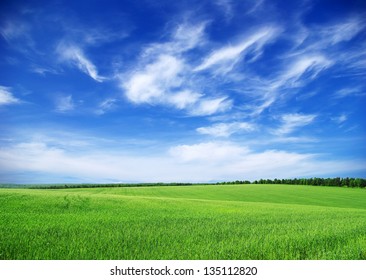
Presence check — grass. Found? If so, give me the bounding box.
[0,184,365,260]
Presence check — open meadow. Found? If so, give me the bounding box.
[0,184,365,260]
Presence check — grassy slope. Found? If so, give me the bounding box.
[0,184,365,260]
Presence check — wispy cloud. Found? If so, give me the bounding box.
[290,16,366,78]
[245,95,276,117]
[168,90,201,110]
[0,20,29,42]
[75,26,129,47]
[273,113,317,135]
[120,22,207,111]
[197,122,255,137]
[30,65,59,76]
[95,98,118,115]
[194,27,278,74]
[118,14,364,120]
[270,136,318,144]
[318,17,364,46]
[55,95,74,112]
[274,55,333,88]
[0,86,20,106]
[289,16,365,54]
[331,113,348,125]
[237,16,365,118]
[57,43,105,82]
[237,53,332,117]
[120,22,232,116]
[214,0,234,21]
[143,22,207,56]
[170,22,207,53]
[0,18,37,56]
[190,97,232,116]
[246,0,265,15]
[333,87,365,99]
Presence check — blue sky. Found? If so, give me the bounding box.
[0,0,365,183]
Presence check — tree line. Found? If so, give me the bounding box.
[27,182,195,189]
[217,177,366,188]
[2,177,364,189]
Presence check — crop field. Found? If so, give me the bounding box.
[0,184,365,260]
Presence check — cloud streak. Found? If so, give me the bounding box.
[273,113,317,135]
[95,98,118,115]
[57,43,105,82]
[197,122,255,137]
[0,86,20,105]
[275,55,333,88]
[194,27,278,74]
[318,17,365,46]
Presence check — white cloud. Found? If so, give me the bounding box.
[170,141,249,162]
[119,23,280,117]
[274,113,317,135]
[168,90,202,110]
[121,47,232,115]
[197,122,255,137]
[1,138,365,183]
[168,141,365,180]
[0,86,20,105]
[57,43,105,82]
[120,22,216,114]
[190,97,232,116]
[123,55,184,104]
[194,27,278,73]
[55,95,74,112]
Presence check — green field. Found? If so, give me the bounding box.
[0,184,365,260]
